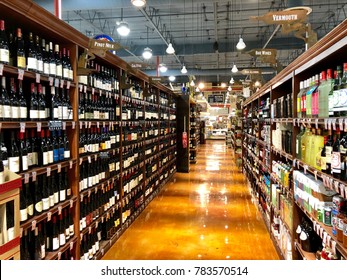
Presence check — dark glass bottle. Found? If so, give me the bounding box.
[29,83,39,121]
[35,35,43,73]
[51,215,60,251]
[332,128,342,179]
[25,179,34,219]
[8,130,20,173]
[26,32,37,72]
[18,131,28,172]
[14,28,26,69]
[33,175,43,215]
[0,20,9,65]
[18,80,27,121]
[9,78,19,121]
[19,183,28,223]
[41,173,50,212]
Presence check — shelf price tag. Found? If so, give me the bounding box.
[72,121,76,130]
[334,180,340,193]
[62,122,66,131]
[54,78,59,88]
[323,231,328,244]
[67,81,71,89]
[0,63,3,76]
[31,220,37,231]
[58,206,62,215]
[315,118,319,129]
[60,79,65,88]
[314,170,318,181]
[70,242,74,251]
[47,167,51,177]
[339,183,345,198]
[37,122,42,132]
[57,252,62,260]
[18,69,24,80]
[47,211,52,221]
[331,241,337,255]
[24,173,30,184]
[69,160,73,169]
[70,199,74,208]
[32,171,37,182]
[20,122,26,133]
[319,227,324,239]
[79,84,83,92]
[57,164,61,173]
[303,164,308,174]
[36,73,41,83]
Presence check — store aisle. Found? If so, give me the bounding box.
[102,140,279,260]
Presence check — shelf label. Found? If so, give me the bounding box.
[0,64,3,76]
[32,171,37,182]
[47,211,52,221]
[60,79,65,88]
[31,220,37,231]
[67,81,71,89]
[70,242,74,251]
[332,119,337,130]
[37,122,42,132]
[315,118,319,129]
[20,122,26,133]
[58,206,62,215]
[57,164,61,173]
[36,73,40,83]
[62,122,66,131]
[334,180,340,193]
[47,167,51,177]
[69,160,73,169]
[70,199,74,208]
[331,240,337,255]
[54,78,59,88]
[24,173,29,184]
[18,69,24,80]
[339,118,344,131]
[57,252,62,260]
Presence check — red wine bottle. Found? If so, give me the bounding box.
[0,20,9,64]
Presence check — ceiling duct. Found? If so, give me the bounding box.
[287,0,303,8]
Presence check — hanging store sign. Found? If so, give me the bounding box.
[250,9,308,25]
[247,49,277,65]
[241,69,262,75]
[129,62,148,69]
[149,76,165,83]
[208,94,224,104]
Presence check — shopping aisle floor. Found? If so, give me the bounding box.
[102,140,279,260]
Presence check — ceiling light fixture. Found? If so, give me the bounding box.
[181,65,187,74]
[142,47,152,60]
[117,21,130,36]
[198,82,205,90]
[166,43,175,54]
[236,37,246,50]
[190,80,195,87]
[159,63,168,73]
[231,64,238,73]
[228,86,232,91]
[169,75,176,82]
[131,0,146,7]
[230,77,234,84]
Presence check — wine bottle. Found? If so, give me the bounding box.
[48,42,56,77]
[15,28,26,69]
[67,49,73,81]
[62,47,69,80]
[53,170,59,205]
[45,129,53,164]
[33,175,43,215]
[19,183,28,223]
[26,32,37,72]
[2,76,11,121]
[61,87,68,120]
[40,221,47,259]
[47,172,54,208]
[35,35,43,74]
[58,213,65,247]
[41,173,50,211]
[332,128,342,179]
[5,201,15,243]
[25,179,34,219]
[30,128,38,167]
[55,44,62,78]
[38,129,48,166]
[43,41,50,76]
[18,131,28,171]
[18,80,27,121]
[62,130,70,159]
[29,83,39,121]
[51,215,59,251]
[33,226,43,260]
[63,208,70,241]
[9,78,19,121]
[20,229,30,260]
[68,206,74,238]
[0,20,9,64]
[8,130,20,173]
[58,171,65,202]
[37,84,47,120]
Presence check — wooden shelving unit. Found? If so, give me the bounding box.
[242,18,347,260]
[0,0,177,260]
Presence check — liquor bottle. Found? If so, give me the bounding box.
[67,49,73,81]
[311,74,320,118]
[311,128,324,170]
[332,127,342,179]
[0,20,9,64]
[18,80,27,121]
[340,126,347,180]
[18,131,28,171]
[14,28,26,69]
[339,62,347,116]
[58,171,65,202]
[48,42,56,77]
[325,129,333,174]
[8,131,20,173]
[8,79,19,121]
[318,70,329,118]
[29,83,39,121]
[57,129,64,161]
[26,32,37,72]
[35,35,43,73]
[5,201,15,243]
[300,127,312,164]
[25,179,34,219]
[1,76,11,120]
[33,175,43,215]
[333,66,342,117]
[19,183,28,223]
[58,213,66,247]
[55,44,62,78]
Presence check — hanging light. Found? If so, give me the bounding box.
[231,64,238,73]
[166,43,175,54]
[195,87,200,92]
[190,80,195,87]
[142,47,152,60]
[236,36,246,50]
[228,86,232,91]
[131,0,146,7]
[169,75,176,82]
[181,65,187,74]
[230,77,234,84]
[117,21,130,36]
[198,82,205,90]
[159,63,168,73]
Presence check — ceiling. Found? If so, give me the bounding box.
[34,0,347,88]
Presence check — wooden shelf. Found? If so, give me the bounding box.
[294,239,316,260]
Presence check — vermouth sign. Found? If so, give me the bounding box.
[250,9,308,25]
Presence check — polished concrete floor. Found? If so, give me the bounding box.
[102,140,279,260]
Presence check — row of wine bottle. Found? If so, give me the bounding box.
[0,128,70,174]
[0,20,74,80]
[0,77,73,121]
[19,168,71,223]
[20,208,74,260]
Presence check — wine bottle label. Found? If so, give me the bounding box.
[41,244,46,259]
[59,147,64,160]
[3,105,10,119]
[17,56,26,68]
[68,109,73,120]
[11,107,19,119]
[0,104,3,118]
[63,106,68,120]
[37,60,44,73]
[88,248,93,259]
[48,150,53,164]
[51,192,59,206]
[69,69,73,80]
[63,68,69,79]
[59,233,66,246]
[64,150,70,159]
[22,155,28,171]
[65,227,70,239]
[27,203,34,216]
[44,63,50,75]
[42,197,50,211]
[53,107,59,119]
[82,217,86,228]
[30,109,38,119]
[20,208,28,222]
[52,237,59,250]
[59,189,66,202]
[43,151,48,165]
[69,224,74,236]
[58,106,63,120]
[7,227,15,242]
[49,195,55,208]
[27,57,37,71]
[0,49,9,63]
[39,110,46,120]
[35,201,43,213]
[49,63,56,76]
[84,252,89,260]
[66,187,71,197]
[83,178,88,189]
[326,147,332,163]
[19,106,27,119]
[9,156,20,173]
[53,149,59,162]
[332,151,341,173]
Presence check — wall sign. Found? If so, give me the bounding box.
[208,94,224,104]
